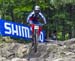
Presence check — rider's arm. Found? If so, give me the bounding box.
[27,11,34,23]
[39,12,47,24]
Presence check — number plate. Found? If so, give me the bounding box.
[34,25,39,29]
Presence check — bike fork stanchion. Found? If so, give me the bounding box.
[34,29,37,53]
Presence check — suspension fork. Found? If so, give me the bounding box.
[33,29,38,52]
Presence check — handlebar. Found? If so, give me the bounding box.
[34,23,45,26]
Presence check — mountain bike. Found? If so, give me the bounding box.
[28,23,44,60]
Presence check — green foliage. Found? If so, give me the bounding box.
[0,0,75,41]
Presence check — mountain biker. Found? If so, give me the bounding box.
[27,5,47,35]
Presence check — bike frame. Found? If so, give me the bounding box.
[33,24,39,52]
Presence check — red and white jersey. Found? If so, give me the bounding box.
[27,11,47,24]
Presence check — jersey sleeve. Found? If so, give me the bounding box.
[26,11,34,23]
[39,12,47,24]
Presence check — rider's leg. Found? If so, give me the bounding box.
[30,24,35,46]
[38,26,42,36]
[30,24,34,34]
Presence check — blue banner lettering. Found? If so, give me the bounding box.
[0,19,46,42]
[39,31,46,42]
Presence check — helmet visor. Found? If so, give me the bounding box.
[34,10,40,14]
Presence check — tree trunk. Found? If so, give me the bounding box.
[62,19,65,40]
[68,25,72,39]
